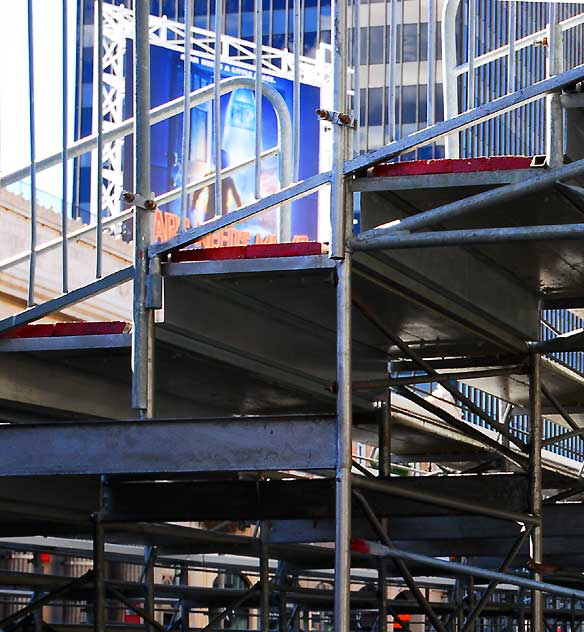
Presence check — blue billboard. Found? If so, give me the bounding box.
[123,43,322,247]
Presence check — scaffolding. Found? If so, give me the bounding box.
[4,0,584,631]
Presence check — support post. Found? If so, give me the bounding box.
[132,0,155,418]
[546,4,563,168]
[93,517,106,632]
[529,351,544,632]
[260,522,271,632]
[377,396,391,632]
[144,546,157,632]
[276,562,288,632]
[179,563,189,632]
[335,248,352,632]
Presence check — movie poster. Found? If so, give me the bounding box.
[123,44,321,247]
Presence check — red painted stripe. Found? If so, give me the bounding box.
[0,324,55,339]
[244,242,323,258]
[53,321,130,337]
[171,246,247,262]
[172,242,324,262]
[372,156,534,177]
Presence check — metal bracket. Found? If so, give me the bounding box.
[121,190,157,211]
[316,109,356,128]
[145,274,162,309]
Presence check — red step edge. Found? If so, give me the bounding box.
[171,241,324,263]
[372,156,536,178]
[0,321,130,340]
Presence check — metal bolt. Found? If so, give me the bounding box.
[144,199,157,210]
[316,108,331,120]
[122,191,135,203]
[338,113,351,125]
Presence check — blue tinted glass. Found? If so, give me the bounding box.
[272,33,286,48]
[402,24,418,62]
[369,26,385,64]
[272,9,286,32]
[241,11,254,36]
[418,85,427,123]
[304,31,317,55]
[368,87,383,126]
[225,12,239,35]
[401,86,417,124]
[304,6,318,30]
[435,84,444,121]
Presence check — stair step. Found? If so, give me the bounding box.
[171,241,324,263]
[0,321,130,340]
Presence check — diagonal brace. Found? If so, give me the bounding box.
[353,489,448,632]
[352,299,529,454]
[461,525,533,632]
[0,571,93,630]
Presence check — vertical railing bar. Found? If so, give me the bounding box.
[467,0,476,113]
[387,0,396,143]
[427,0,436,127]
[254,0,263,199]
[508,1,516,94]
[352,0,360,156]
[214,0,224,216]
[27,0,37,308]
[61,0,69,294]
[180,0,193,231]
[364,0,371,151]
[292,0,301,181]
[96,0,104,278]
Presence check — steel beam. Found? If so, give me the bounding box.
[534,330,584,354]
[351,222,584,251]
[392,385,528,470]
[104,475,531,522]
[350,366,526,391]
[351,476,537,525]
[0,416,336,476]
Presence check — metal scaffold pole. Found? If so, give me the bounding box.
[132,0,155,419]
[93,517,106,632]
[529,351,544,632]
[332,0,351,623]
[260,522,270,632]
[335,246,352,632]
[377,397,391,632]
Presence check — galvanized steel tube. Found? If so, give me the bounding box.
[61,0,69,293]
[27,0,37,307]
[132,0,155,418]
[529,353,544,632]
[180,0,193,231]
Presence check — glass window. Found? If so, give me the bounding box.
[435,83,444,122]
[401,85,417,124]
[368,87,383,126]
[418,84,427,124]
[369,26,386,65]
[401,23,418,62]
[360,27,368,65]
[359,88,367,127]
[304,31,318,56]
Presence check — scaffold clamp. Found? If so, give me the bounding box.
[316,109,356,128]
[121,191,157,211]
